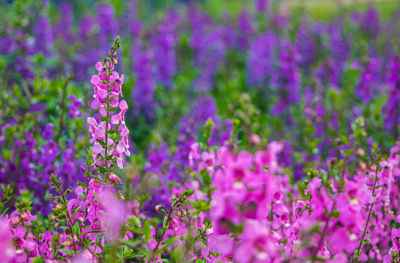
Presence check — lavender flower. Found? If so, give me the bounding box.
[383,56,400,137]
[33,16,53,56]
[68,94,85,119]
[189,9,227,92]
[247,30,276,87]
[255,0,268,12]
[152,15,177,90]
[95,4,118,52]
[272,41,301,115]
[132,43,156,120]
[53,3,74,44]
[236,10,254,50]
[355,58,380,103]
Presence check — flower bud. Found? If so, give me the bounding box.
[155,204,164,213]
[250,134,261,145]
[356,148,365,157]
[359,161,367,170]
[11,215,20,225]
[168,218,178,229]
[63,239,72,247]
[109,173,120,184]
[20,212,28,220]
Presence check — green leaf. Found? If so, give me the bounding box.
[161,236,178,250]
[96,233,106,244]
[81,240,94,251]
[363,238,370,244]
[98,166,107,174]
[79,192,86,201]
[163,216,169,229]
[171,246,184,262]
[31,257,44,263]
[123,240,137,248]
[72,221,80,236]
[143,220,151,241]
[98,140,106,148]
[331,210,340,218]
[71,208,80,220]
[123,249,136,259]
[61,248,74,256]
[77,181,87,188]
[200,170,211,186]
[84,229,105,234]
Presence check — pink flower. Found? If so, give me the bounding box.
[88,55,130,173]
[189,142,200,167]
[0,217,14,260]
[392,228,400,252]
[98,187,127,239]
[109,173,120,184]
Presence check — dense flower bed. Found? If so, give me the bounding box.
[1,0,400,262]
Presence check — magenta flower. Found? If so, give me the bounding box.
[98,187,127,239]
[0,217,14,260]
[392,228,400,252]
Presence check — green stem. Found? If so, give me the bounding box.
[56,74,72,146]
[311,200,336,263]
[104,64,112,181]
[56,181,97,257]
[353,164,379,262]
[55,183,77,255]
[152,197,182,257]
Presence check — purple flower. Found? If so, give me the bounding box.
[255,0,268,12]
[272,41,301,115]
[152,12,178,89]
[383,56,400,136]
[132,43,156,120]
[236,10,254,50]
[247,30,276,87]
[53,3,74,44]
[295,20,317,69]
[95,4,118,51]
[68,94,85,119]
[42,123,54,140]
[33,16,53,56]
[355,58,380,103]
[189,9,227,92]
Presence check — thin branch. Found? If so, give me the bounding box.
[353,164,380,262]
[311,200,336,263]
[56,74,73,145]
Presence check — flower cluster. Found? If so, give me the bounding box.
[88,36,130,172]
[1,1,400,263]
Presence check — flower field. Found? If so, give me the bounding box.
[1,0,400,262]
